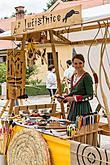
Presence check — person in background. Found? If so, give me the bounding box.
[46,64,57,103]
[63,60,75,94]
[59,54,93,122]
[62,60,75,113]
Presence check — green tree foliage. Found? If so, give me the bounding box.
[0,63,6,83]
[44,0,57,11]
[26,65,41,85]
[10,10,27,18]
[47,0,57,9]
[26,66,35,80]
[44,0,73,11]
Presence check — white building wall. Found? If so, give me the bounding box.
[74,42,110,110]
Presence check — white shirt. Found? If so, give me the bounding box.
[64,65,75,79]
[46,71,57,89]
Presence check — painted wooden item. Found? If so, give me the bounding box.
[11,5,81,35]
[7,49,26,99]
[70,140,110,165]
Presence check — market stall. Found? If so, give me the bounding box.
[6,124,110,165]
[0,3,110,165]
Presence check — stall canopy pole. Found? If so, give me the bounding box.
[49,30,65,119]
[20,34,27,105]
[21,34,27,50]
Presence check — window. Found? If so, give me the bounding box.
[47,52,58,67]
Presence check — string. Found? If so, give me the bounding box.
[100,21,110,69]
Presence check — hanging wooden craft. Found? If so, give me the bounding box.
[36,48,47,65]
[27,38,36,66]
[7,49,26,99]
[39,31,47,44]
[26,36,47,66]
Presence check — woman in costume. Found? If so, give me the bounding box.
[63,54,93,121]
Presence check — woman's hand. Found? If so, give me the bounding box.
[55,94,65,103]
[57,98,64,103]
[64,96,74,103]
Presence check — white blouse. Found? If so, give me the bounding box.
[46,71,57,89]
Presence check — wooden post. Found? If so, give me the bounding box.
[49,30,65,119]
[8,99,15,115]
[16,34,27,107]
[21,34,27,50]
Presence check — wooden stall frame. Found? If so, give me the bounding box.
[13,103,57,116]
[1,5,82,118]
[0,4,110,130]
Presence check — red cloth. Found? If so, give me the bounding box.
[74,95,83,102]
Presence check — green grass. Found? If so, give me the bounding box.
[26,84,65,96]
[0,84,65,96]
[26,85,49,96]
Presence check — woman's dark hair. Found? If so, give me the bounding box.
[48,64,55,71]
[72,54,85,63]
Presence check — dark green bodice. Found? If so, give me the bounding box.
[67,72,93,121]
[69,72,93,100]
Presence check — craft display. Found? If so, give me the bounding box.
[7,128,51,165]
[0,109,101,165]
[26,38,47,66]
[27,38,36,66]
[6,109,101,146]
[10,112,68,131]
[66,113,101,146]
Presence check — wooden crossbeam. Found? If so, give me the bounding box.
[53,30,71,44]
[14,103,56,115]
[56,19,110,34]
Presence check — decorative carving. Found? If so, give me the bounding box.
[7,49,26,99]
